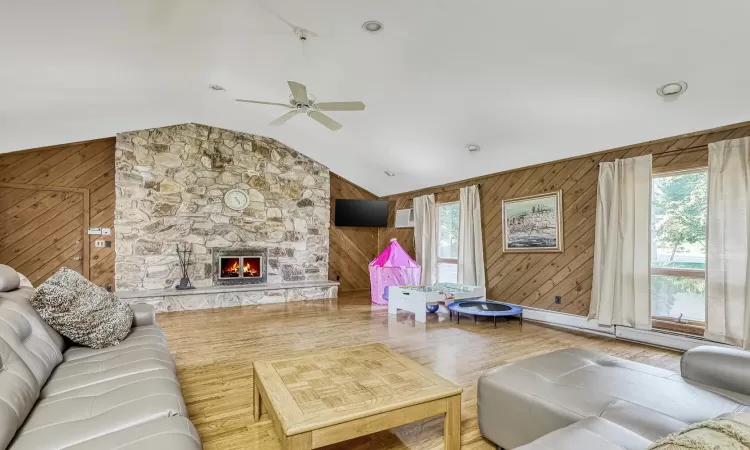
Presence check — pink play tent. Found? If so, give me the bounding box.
[369,238,422,305]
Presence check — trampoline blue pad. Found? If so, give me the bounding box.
[447,300,522,317]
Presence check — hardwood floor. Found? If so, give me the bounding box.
[158,291,682,450]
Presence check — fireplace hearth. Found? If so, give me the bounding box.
[213,248,267,285]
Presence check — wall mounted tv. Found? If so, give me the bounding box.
[334,199,388,227]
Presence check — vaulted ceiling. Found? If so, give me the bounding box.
[2,1,749,195]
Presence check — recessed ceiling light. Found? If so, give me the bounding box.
[656,81,687,98]
[466,144,481,152]
[362,21,384,33]
[384,170,396,177]
[209,85,225,91]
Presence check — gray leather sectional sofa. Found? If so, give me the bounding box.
[478,347,750,449]
[0,274,201,449]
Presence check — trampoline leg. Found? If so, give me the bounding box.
[520,314,523,325]
[493,316,496,328]
[473,315,477,324]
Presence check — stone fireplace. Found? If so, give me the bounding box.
[113,123,337,312]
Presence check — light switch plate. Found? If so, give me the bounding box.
[88,228,101,235]
[101,228,112,235]
[94,240,106,248]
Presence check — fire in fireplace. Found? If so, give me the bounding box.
[243,257,260,277]
[219,257,262,279]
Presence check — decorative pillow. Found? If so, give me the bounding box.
[648,412,750,450]
[30,268,133,349]
[0,264,20,292]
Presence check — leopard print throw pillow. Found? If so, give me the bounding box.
[30,268,133,349]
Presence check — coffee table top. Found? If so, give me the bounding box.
[253,343,462,435]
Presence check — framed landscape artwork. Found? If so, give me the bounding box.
[502,190,564,252]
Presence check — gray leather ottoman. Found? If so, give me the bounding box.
[477,348,749,449]
[514,417,651,450]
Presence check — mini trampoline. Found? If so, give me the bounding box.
[448,300,523,328]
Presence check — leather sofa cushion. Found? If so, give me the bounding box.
[52,416,201,450]
[0,339,39,450]
[0,266,20,292]
[62,325,168,362]
[10,368,188,450]
[0,289,64,387]
[515,417,651,450]
[43,345,176,398]
[478,348,749,449]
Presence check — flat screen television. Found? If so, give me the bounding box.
[334,199,388,227]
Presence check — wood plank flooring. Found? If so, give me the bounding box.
[158,291,682,450]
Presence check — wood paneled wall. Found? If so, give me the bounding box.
[329,174,379,292]
[378,121,750,316]
[4,120,750,303]
[0,139,116,288]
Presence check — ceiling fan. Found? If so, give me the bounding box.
[236,81,365,131]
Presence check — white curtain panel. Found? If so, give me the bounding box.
[706,137,750,349]
[413,194,437,286]
[589,154,652,329]
[458,185,486,287]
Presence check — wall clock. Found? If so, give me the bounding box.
[224,189,250,211]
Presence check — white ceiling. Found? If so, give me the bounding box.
[2,1,749,196]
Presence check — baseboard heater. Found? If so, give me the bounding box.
[522,307,730,352]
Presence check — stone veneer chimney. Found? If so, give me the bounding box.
[114,123,330,291]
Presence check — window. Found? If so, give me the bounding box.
[651,169,707,333]
[437,202,459,283]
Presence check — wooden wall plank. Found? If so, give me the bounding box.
[328,174,379,292]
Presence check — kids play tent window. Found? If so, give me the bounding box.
[368,238,421,305]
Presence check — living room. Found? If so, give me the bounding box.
[1,2,750,450]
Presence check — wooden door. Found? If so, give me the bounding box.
[0,184,89,285]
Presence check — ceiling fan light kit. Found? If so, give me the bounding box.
[236,81,366,131]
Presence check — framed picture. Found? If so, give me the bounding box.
[502,190,564,253]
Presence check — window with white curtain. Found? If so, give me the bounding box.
[437,202,459,283]
[651,168,707,333]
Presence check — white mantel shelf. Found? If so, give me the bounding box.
[117,280,340,300]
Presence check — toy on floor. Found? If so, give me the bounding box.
[368,239,421,305]
[388,283,486,322]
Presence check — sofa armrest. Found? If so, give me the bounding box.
[681,345,750,396]
[130,303,156,327]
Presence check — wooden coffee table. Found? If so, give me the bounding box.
[253,343,463,449]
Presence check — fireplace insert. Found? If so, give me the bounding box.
[212,248,267,286]
[219,256,263,279]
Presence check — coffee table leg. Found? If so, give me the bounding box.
[444,394,461,449]
[253,368,262,422]
[284,432,312,450]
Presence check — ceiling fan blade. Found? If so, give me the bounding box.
[236,99,293,108]
[288,81,309,104]
[269,110,301,126]
[315,101,366,112]
[308,111,343,131]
